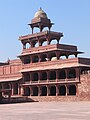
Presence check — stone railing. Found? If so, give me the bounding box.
[24,78,79,85]
[21,58,78,72]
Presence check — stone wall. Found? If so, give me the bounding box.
[78,73,90,100]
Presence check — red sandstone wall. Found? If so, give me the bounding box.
[78,73,90,100]
[0,59,22,75]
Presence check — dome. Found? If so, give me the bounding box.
[34,8,48,19]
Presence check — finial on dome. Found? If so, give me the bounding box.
[40,7,42,10]
[34,8,48,19]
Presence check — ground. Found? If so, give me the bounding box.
[0,102,90,120]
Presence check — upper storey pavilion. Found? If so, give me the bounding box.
[18,8,82,62]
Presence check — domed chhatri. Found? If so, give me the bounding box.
[34,7,48,19]
[29,8,53,33]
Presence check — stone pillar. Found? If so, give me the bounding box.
[23,44,26,49]
[30,87,33,96]
[30,72,33,83]
[75,54,77,58]
[46,37,50,45]
[66,54,68,59]
[30,41,33,48]
[76,68,80,81]
[56,85,59,96]
[30,55,33,63]
[56,70,58,82]
[38,72,41,83]
[57,39,59,44]
[38,86,41,96]
[38,54,41,62]
[66,85,69,96]
[47,71,50,82]
[56,51,60,60]
[38,39,42,46]
[18,83,20,95]
[21,86,24,96]
[31,27,34,34]
[11,83,14,95]
[8,91,11,102]
[65,69,68,81]
[47,86,50,96]
[75,84,78,96]
[47,53,50,61]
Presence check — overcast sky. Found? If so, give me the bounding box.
[0,0,90,62]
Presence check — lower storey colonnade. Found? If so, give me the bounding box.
[21,84,77,97]
[0,83,77,97]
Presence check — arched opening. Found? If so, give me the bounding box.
[33,86,38,96]
[68,69,76,78]
[23,87,30,96]
[42,27,49,32]
[35,42,39,47]
[26,43,31,49]
[32,55,39,63]
[68,85,76,95]
[59,85,66,96]
[41,86,47,96]
[24,72,30,82]
[33,72,38,81]
[40,54,47,62]
[50,71,56,80]
[41,72,47,80]
[50,86,56,96]
[24,56,30,64]
[50,39,58,45]
[50,53,57,61]
[81,68,90,74]
[60,55,67,60]
[13,83,18,95]
[42,41,48,46]
[33,27,40,34]
[3,83,10,89]
[58,70,66,79]
[68,54,75,58]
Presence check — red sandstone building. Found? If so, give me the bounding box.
[0,8,90,102]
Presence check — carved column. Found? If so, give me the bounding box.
[66,85,69,96]
[38,72,41,83]
[47,71,50,82]
[56,85,59,96]
[66,54,68,59]
[47,53,50,61]
[38,54,41,62]
[23,43,26,49]
[47,86,50,96]
[65,69,68,81]
[11,83,14,95]
[30,87,33,96]
[76,68,80,81]
[21,86,24,96]
[38,86,41,96]
[56,70,58,82]
[56,51,59,60]
[18,83,20,95]
[46,36,50,45]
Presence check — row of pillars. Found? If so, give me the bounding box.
[24,68,80,82]
[21,84,78,96]
[22,52,78,65]
[23,38,60,49]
